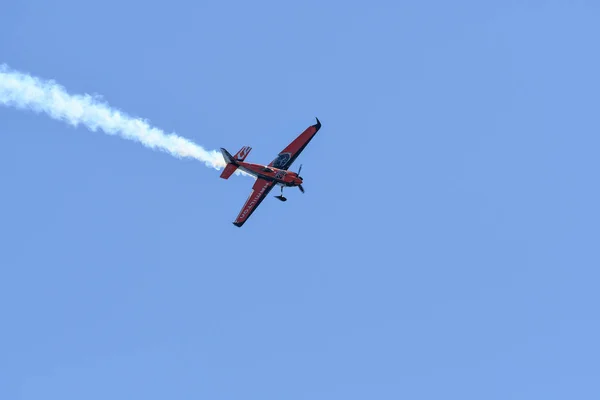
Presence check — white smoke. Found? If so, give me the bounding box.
[0,64,248,175]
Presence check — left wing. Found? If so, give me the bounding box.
[233,178,276,227]
[269,118,321,170]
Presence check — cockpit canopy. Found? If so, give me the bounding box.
[271,152,291,169]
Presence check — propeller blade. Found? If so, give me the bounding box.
[298,184,305,193]
[298,164,302,176]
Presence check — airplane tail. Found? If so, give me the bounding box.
[219,146,252,179]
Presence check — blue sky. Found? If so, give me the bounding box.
[1,1,600,399]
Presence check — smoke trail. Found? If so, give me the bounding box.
[0,63,245,174]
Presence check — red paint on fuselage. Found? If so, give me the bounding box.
[237,162,303,187]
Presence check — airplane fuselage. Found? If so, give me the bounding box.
[236,162,303,187]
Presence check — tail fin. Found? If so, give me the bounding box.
[219,146,251,179]
[233,146,252,162]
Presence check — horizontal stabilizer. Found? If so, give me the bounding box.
[220,148,235,164]
[220,163,239,179]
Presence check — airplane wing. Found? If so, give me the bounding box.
[233,178,276,227]
[269,118,321,170]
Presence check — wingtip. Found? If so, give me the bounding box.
[314,117,321,130]
[233,221,243,227]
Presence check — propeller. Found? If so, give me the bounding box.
[297,164,305,193]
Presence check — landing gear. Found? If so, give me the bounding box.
[274,185,287,201]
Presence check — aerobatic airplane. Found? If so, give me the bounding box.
[219,117,321,227]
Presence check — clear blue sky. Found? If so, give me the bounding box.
[2,1,599,399]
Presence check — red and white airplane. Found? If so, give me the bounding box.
[219,118,321,227]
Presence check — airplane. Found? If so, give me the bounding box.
[219,117,322,227]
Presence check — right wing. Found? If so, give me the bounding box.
[233,178,276,227]
[269,118,321,170]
